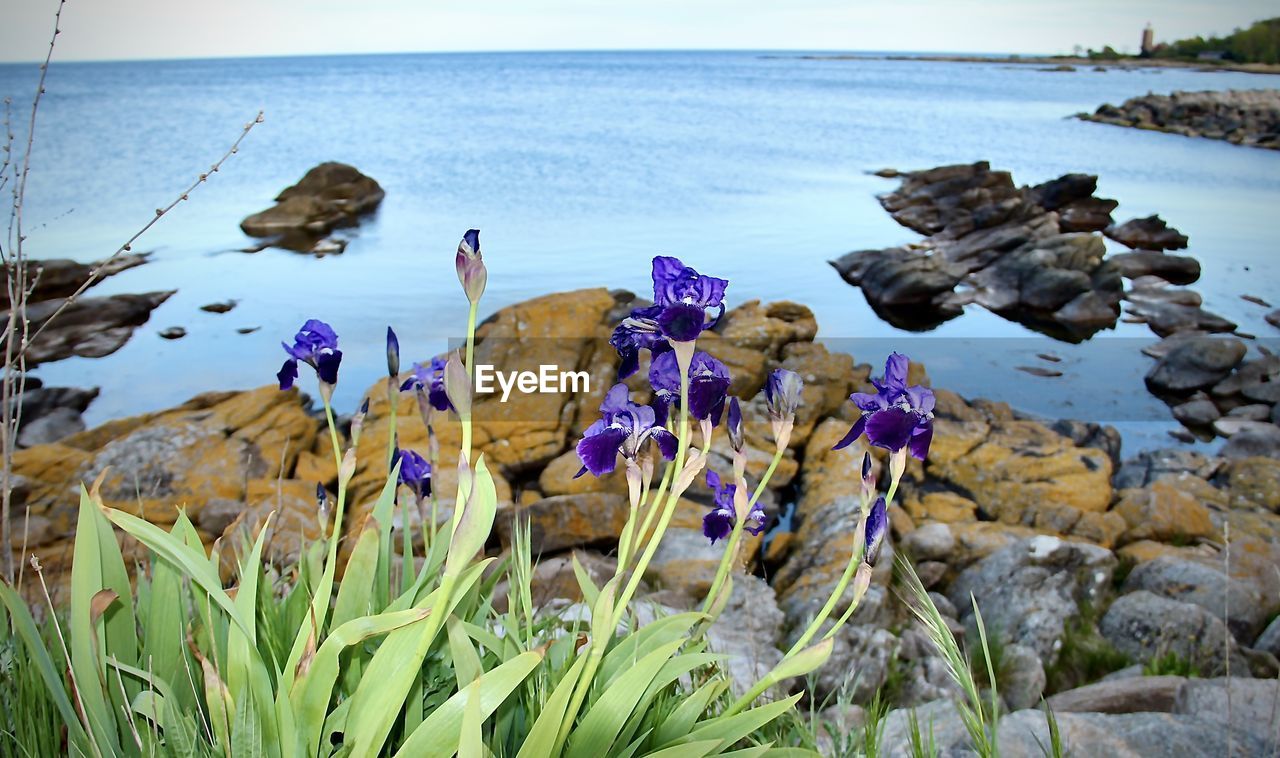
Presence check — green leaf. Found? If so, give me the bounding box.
[641,740,722,758]
[675,694,802,750]
[443,455,499,577]
[291,607,432,756]
[460,684,483,758]
[653,679,727,746]
[331,523,380,630]
[516,653,589,758]
[371,461,400,609]
[102,506,254,639]
[447,615,483,689]
[565,638,687,758]
[571,552,600,609]
[0,582,91,751]
[600,611,703,687]
[393,649,544,758]
[69,487,126,754]
[718,745,774,758]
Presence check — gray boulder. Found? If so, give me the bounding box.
[1045,675,1186,714]
[240,162,384,237]
[1099,591,1248,676]
[1173,677,1280,748]
[948,536,1116,663]
[1121,555,1271,643]
[1145,336,1247,395]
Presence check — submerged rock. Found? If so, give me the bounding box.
[19,290,175,365]
[1144,336,1246,395]
[240,162,384,237]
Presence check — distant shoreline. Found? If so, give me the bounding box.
[776,53,1280,76]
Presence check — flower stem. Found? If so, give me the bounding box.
[461,300,478,463]
[323,395,343,479]
[385,382,399,472]
[700,445,786,615]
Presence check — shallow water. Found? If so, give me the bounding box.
[2,51,1278,454]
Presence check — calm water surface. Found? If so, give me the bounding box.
[2,51,1278,453]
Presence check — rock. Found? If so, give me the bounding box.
[16,407,86,448]
[1223,458,1280,512]
[1173,678,1280,747]
[240,162,385,237]
[1015,365,1061,377]
[1268,308,1280,328]
[7,385,98,448]
[703,575,786,697]
[1108,250,1200,284]
[219,479,326,568]
[158,326,186,340]
[1255,615,1280,656]
[1121,555,1268,642]
[200,300,237,313]
[1125,284,1236,337]
[903,491,978,523]
[1046,676,1186,714]
[494,492,629,554]
[2,253,150,307]
[13,385,320,549]
[807,624,898,703]
[1080,89,1280,151]
[948,535,1116,662]
[901,522,954,561]
[1109,481,1218,546]
[1099,591,1247,676]
[1001,643,1047,711]
[1145,336,1246,394]
[995,709,1270,758]
[1048,418,1122,467]
[1219,423,1280,458]
[834,162,1128,340]
[1113,448,1220,489]
[16,290,175,366]
[1172,397,1220,426]
[236,326,260,334]
[1104,215,1189,251]
[1226,403,1273,421]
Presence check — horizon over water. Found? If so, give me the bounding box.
[2,50,1277,455]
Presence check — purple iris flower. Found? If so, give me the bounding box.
[702,469,765,544]
[726,396,744,452]
[649,349,731,426]
[277,319,342,390]
[455,229,487,303]
[650,256,729,342]
[864,496,887,566]
[386,326,401,378]
[833,353,935,460]
[392,447,432,500]
[400,356,452,412]
[609,304,673,380]
[575,384,678,477]
[765,368,804,420]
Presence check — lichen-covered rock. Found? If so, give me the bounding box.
[1109,480,1219,546]
[1221,456,1280,512]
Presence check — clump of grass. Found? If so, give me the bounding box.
[1044,601,1130,693]
[1143,651,1201,678]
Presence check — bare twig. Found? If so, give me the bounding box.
[1,0,65,584]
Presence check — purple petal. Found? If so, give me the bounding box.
[688,375,730,422]
[386,327,400,377]
[651,256,686,304]
[883,353,909,392]
[909,420,934,461]
[702,508,734,544]
[399,376,417,392]
[657,303,706,342]
[906,384,936,415]
[864,407,918,452]
[865,496,887,565]
[315,349,342,386]
[277,358,298,390]
[600,383,632,416]
[851,391,888,413]
[648,350,680,396]
[744,503,767,536]
[575,426,628,477]
[615,345,640,380]
[428,385,452,412]
[650,428,678,460]
[462,229,480,254]
[832,415,867,451]
[705,469,722,491]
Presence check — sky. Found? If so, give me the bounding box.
[0,0,1274,63]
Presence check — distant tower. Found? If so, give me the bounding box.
[1140,23,1155,56]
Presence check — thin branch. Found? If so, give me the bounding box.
[8,109,265,361]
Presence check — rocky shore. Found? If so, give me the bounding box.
[1079,89,1280,150]
[239,161,384,255]
[7,287,1278,753]
[832,161,1278,445]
